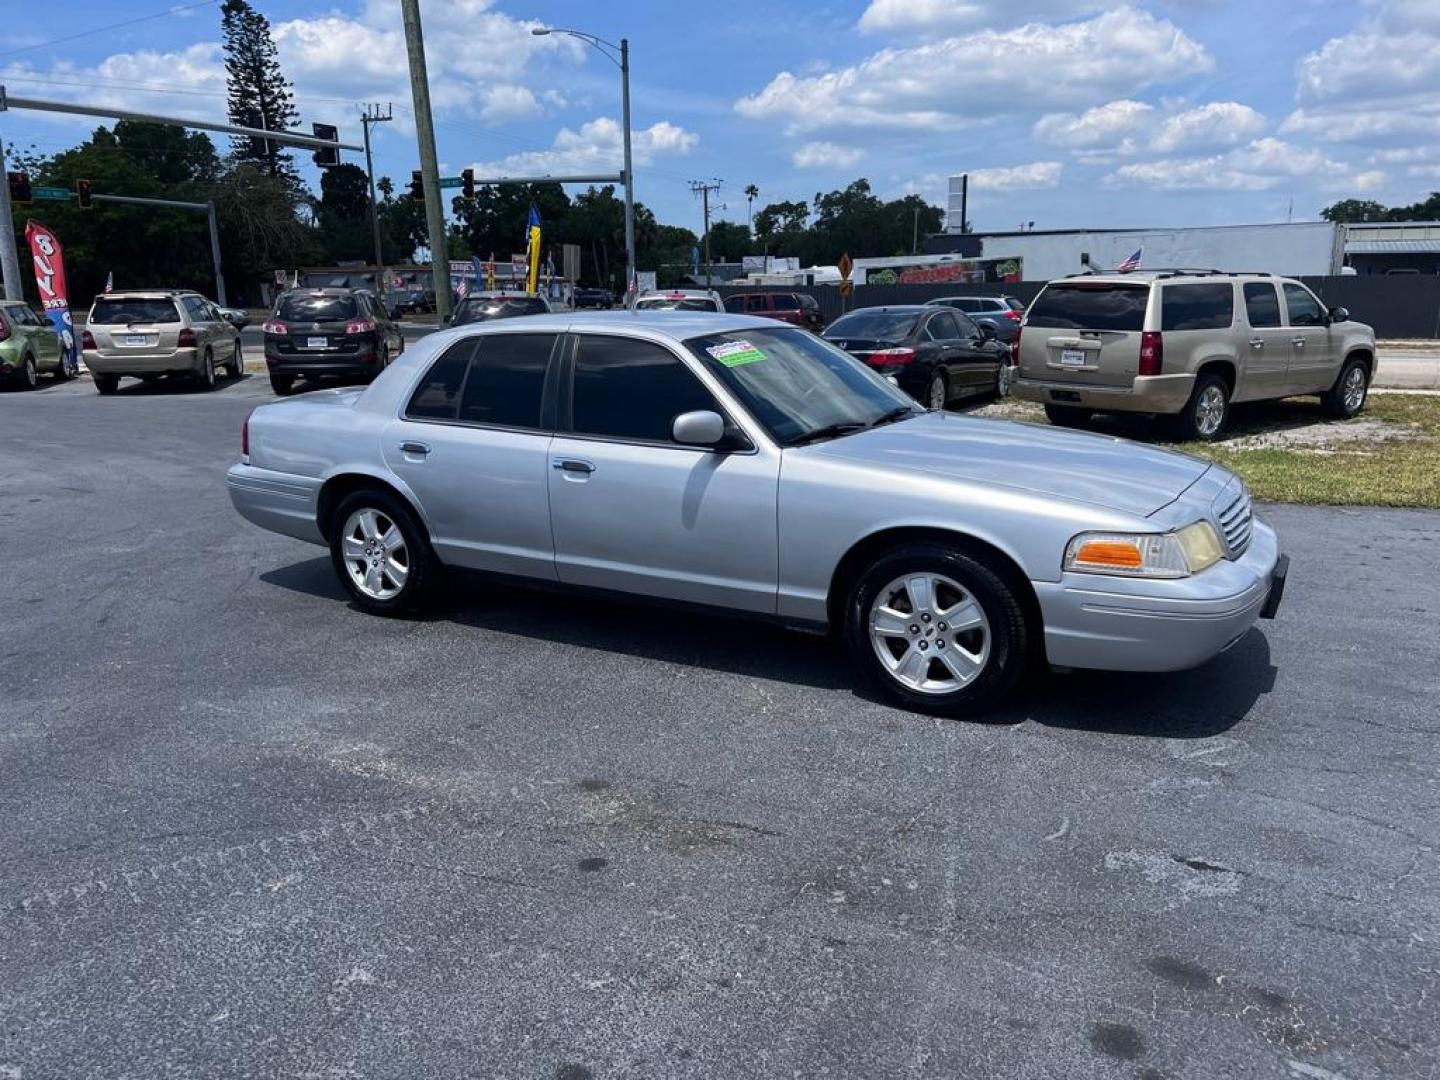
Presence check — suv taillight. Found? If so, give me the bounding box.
[83,329,96,350]
[866,348,917,368]
[177,327,197,348]
[346,318,377,334]
[1004,309,1022,321]
[1011,325,1022,364]
[262,320,288,335]
[1138,331,1163,376]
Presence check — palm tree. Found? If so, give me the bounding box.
[744,184,759,231]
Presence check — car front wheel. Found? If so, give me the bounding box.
[1322,356,1369,418]
[328,489,437,615]
[844,542,1029,717]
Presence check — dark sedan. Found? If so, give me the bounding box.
[822,305,1012,409]
[262,288,404,396]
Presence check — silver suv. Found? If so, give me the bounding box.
[634,289,725,312]
[1013,271,1376,440]
[83,289,243,394]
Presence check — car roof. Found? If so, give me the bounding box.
[833,305,931,315]
[438,309,779,341]
[280,287,362,296]
[469,290,544,299]
[94,290,199,299]
[637,289,718,297]
[1054,270,1284,285]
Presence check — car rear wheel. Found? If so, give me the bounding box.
[1173,373,1230,442]
[844,542,1029,718]
[928,371,949,410]
[196,348,216,391]
[269,374,295,396]
[328,489,436,616]
[17,353,39,390]
[1044,404,1091,429]
[227,340,244,378]
[52,351,75,381]
[94,373,120,394]
[1322,356,1369,419]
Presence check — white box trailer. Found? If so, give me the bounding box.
[981,222,1344,281]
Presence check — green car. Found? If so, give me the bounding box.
[0,300,72,389]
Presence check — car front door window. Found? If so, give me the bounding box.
[570,334,721,443]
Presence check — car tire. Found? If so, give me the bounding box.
[1321,356,1369,419]
[228,340,244,378]
[328,489,437,616]
[928,370,949,410]
[1044,404,1091,429]
[17,353,39,390]
[1173,373,1230,442]
[94,373,120,395]
[196,348,216,391]
[995,360,1012,398]
[269,374,295,396]
[844,542,1029,718]
[52,351,74,381]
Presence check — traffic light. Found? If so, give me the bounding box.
[312,122,339,168]
[409,170,423,199]
[76,179,93,209]
[7,171,31,205]
[461,168,475,199]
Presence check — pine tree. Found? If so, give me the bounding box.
[220,0,301,180]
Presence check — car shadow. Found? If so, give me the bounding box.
[106,372,252,395]
[1082,397,1341,446]
[261,557,1275,737]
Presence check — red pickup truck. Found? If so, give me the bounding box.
[723,291,825,332]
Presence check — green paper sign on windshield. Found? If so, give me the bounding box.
[707,340,766,367]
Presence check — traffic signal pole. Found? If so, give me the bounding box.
[361,104,392,295]
[398,0,451,322]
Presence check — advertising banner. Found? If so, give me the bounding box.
[24,220,79,371]
[863,257,1022,286]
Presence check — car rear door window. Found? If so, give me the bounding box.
[1283,284,1327,327]
[1243,283,1282,328]
[772,294,799,310]
[927,311,962,340]
[571,334,719,443]
[1025,284,1149,331]
[724,296,746,313]
[1161,283,1234,331]
[746,295,769,312]
[458,333,554,428]
[406,340,474,421]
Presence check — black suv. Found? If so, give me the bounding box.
[263,288,405,396]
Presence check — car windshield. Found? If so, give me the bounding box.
[89,298,182,324]
[637,297,714,311]
[685,327,915,446]
[276,294,358,322]
[1026,283,1148,331]
[453,298,548,324]
[824,310,919,343]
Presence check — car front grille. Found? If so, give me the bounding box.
[1215,485,1253,557]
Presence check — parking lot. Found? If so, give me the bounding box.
[2,376,1438,1078]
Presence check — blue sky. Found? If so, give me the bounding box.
[4,0,1440,239]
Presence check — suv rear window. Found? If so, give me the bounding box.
[1025,284,1148,332]
[89,298,182,324]
[1004,297,1025,312]
[452,297,548,325]
[636,297,715,311]
[276,294,357,322]
[1161,283,1234,331]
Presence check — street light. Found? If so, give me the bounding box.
[532,26,634,295]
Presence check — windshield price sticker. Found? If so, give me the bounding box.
[707,340,767,367]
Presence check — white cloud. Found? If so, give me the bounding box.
[857,0,1117,34]
[1152,102,1266,152]
[469,117,696,178]
[1353,169,1388,191]
[968,161,1064,190]
[1034,99,1155,150]
[1107,138,1346,191]
[735,8,1211,134]
[478,85,542,123]
[791,141,863,169]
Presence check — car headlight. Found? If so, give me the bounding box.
[1064,521,1224,578]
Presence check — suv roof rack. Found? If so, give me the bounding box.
[1061,268,1277,281]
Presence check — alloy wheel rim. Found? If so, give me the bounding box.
[1343,367,1365,412]
[1196,386,1226,435]
[341,507,409,600]
[997,363,1011,395]
[929,376,946,409]
[868,572,991,695]
[25,357,37,387]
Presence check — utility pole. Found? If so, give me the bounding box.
[0,120,22,301]
[399,0,451,322]
[912,207,919,254]
[361,103,393,293]
[690,179,721,290]
[620,38,635,296]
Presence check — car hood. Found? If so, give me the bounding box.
[801,411,1210,517]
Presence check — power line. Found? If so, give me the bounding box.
[0,0,222,59]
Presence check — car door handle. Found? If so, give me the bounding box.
[399,441,430,455]
[1249,338,1264,350]
[553,458,595,475]
[1292,338,1307,348]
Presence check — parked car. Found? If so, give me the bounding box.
[0,299,71,389]
[574,287,614,309]
[924,295,1025,344]
[261,288,404,396]
[217,306,251,330]
[1014,271,1377,440]
[823,305,1012,408]
[410,288,437,315]
[228,311,1286,717]
[82,290,243,394]
[384,290,415,319]
[449,292,551,327]
[723,291,825,331]
[634,289,724,312]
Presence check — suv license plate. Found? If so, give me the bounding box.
[1060,349,1086,366]
[306,336,328,349]
[125,334,147,346]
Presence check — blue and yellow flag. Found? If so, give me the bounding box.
[525,204,542,294]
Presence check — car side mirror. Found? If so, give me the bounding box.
[1328,306,1349,323]
[672,410,726,446]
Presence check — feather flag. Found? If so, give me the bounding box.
[525,204,542,295]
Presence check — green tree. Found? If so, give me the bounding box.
[314,163,375,264]
[753,199,808,243]
[1321,199,1390,223]
[706,220,751,263]
[221,0,301,180]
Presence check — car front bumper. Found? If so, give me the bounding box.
[227,463,326,546]
[1032,519,1284,672]
[1014,372,1195,414]
[84,347,201,375]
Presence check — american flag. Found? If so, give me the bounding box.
[1117,248,1143,273]
[455,277,471,299]
[103,271,113,293]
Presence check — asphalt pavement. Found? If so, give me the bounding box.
[2,375,1437,1079]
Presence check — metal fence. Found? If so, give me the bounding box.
[718,277,1440,338]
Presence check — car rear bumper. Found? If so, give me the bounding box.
[227,464,326,546]
[1014,372,1195,414]
[265,349,379,376]
[84,347,201,375]
[1032,519,1283,672]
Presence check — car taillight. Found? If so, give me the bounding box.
[346,318,377,334]
[866,348,917,368]
[1138,331,1163,376]
[1012,325,1022,363]
[241,413,250,460]
[178,327,197,347]
[1005,309,1023,321]
[261,320,288,334]
[83,329,96,350]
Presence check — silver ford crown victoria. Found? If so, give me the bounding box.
[228,311,1286,716]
